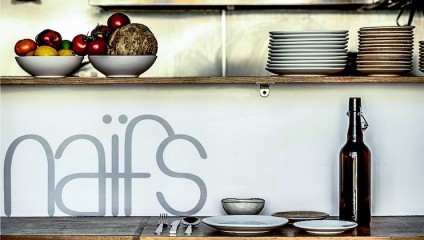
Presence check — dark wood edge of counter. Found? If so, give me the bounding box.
[1,76,424,85]
[2,237,424,240]
[2,216,424,240]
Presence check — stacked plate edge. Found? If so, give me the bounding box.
[357,26,414,76]
[420,41,424,73]
[266,30,349,76]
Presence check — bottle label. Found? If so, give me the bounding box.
[352,152,358,222]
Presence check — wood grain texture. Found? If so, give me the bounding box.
[1,216,423,240]
[1,76,424,85]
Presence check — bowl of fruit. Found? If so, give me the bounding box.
[14,12,158,78]
[86,13,158,78]
[14,30,83,78]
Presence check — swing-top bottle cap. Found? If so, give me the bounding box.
[349,97,361,112]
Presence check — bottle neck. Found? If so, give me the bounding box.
[347,111,364,143]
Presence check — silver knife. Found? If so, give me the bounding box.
[169,220,180,236]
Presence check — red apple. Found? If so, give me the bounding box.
[36,29,62,50]
[107,12,131,31]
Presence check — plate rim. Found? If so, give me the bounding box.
[202,215,288,229]
[270,30,348,35]
[293,219,358,231]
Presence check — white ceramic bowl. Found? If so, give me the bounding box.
[15,56,84,78]
[221,198,265,215]
[88,55,157,78]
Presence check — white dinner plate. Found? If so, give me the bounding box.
[269,40,347,46]
[270,38,348,43]
[271,34,348,39]
[270,30,348,35]
[293,220,357,234]
[266,67,345,76]
[268,59,347,64]
[269,52,348,57]
[202,215,288,234]
[268,56,348,61]
[269,45,347,50]
[269,49,347,53]
[267,63,346,68]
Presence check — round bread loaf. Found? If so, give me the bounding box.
[107,23,158,55]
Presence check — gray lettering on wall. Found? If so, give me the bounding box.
[54,135,108,216]
[3,114,207,217]
[156,134,207,216]
[4,135,56,216]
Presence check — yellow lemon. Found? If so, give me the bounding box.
[58,49,75,56]
[26,51,35,56]
[34,46,58,56]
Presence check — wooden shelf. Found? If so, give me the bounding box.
[1,76,424,85]
[1,216,423,240]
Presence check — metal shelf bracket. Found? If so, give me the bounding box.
[257,82,274,98]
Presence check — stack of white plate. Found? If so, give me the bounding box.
[357,26,414,76]
[420,41,424,73]
[266,30,349,76]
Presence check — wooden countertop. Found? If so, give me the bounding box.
[1,76,424,85]
[1,216,423,240]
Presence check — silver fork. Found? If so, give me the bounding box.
[154,213,168,235]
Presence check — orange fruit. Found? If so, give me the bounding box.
[14,39,37,56]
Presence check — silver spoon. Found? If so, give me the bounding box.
[181,216,201,236]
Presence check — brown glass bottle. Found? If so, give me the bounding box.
[339,97,371,226]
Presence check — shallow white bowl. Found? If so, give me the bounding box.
[221,198,265,215]
[88,55,157,78]
[15,56,84,78]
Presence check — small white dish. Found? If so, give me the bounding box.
[293,220,357,234]
[202,215,288,234]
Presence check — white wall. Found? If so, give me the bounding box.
[1,0,423,77]
[1,0,424,217]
